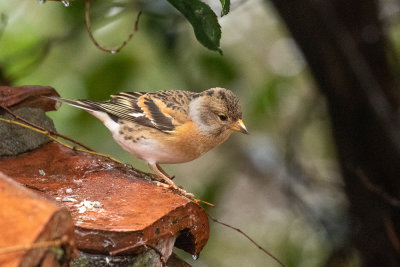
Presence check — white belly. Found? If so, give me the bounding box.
[114,133,187,164]
[89,111,196,164]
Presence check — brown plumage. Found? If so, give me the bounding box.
[51,87,248,197]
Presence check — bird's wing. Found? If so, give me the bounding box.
[142,90,195,123]
[52,91,196,133]
[107,90,196,132]
[110,91,196,132]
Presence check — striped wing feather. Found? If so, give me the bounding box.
[94,91,196,132]
[55,91,196,133]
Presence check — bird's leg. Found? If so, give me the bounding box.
[156,163,175,180]
[155,163,172,180]
[149,163,176,187]
[148,163,194,198]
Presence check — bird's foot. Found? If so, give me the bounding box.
[153,181,194,198]
[153,180,214,205]
[148,163,195,199]
[177,188,195,199]
[153,181,170,188]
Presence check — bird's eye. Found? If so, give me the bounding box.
[218,115,228,121]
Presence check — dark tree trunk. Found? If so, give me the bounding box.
[268,0,400,265]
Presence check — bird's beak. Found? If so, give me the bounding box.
[231,119,249,134]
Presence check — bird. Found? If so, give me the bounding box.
[50,87,248,197]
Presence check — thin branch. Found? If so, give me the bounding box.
[85,0,142,54]
[355,168,400,208]
[0,238,64,254]
[0,104,94,151]
[383,216,400,254]
[0,115,122,164]
[207,213,285,267]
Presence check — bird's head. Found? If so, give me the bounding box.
[189,87,248,137]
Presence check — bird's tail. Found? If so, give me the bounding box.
[46,96,104,113]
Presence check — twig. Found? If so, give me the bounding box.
[0,239,63,254]
[0,116,122,164]
[194,198,215,206]
[383,215,400,254]
[0,104,93,151]
[207,213,285,267]
[0,117,68,147]
[355,168,400,208]
[85,0,142,54]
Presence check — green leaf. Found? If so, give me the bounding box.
[167,0,222,53]
[219,0,230,16]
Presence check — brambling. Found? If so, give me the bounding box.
[51,87,248,197]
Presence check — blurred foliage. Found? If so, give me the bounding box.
[4,0,397,266]
[250,77,289,119]
[85,56,138,99]
[198,52,238,84]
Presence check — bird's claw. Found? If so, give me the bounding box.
[154,181,171,188]
[153,181,195,199]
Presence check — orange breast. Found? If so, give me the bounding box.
[163,121,232,162]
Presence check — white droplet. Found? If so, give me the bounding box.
[65,188,73,194]
[62,196,78,202]
[110,50,117,54]
[62,0,70,7]
[38,0,46,4]
[192,254,199,260]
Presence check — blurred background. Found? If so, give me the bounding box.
[4,0,398,266]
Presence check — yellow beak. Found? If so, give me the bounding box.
[231,119,249,134]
